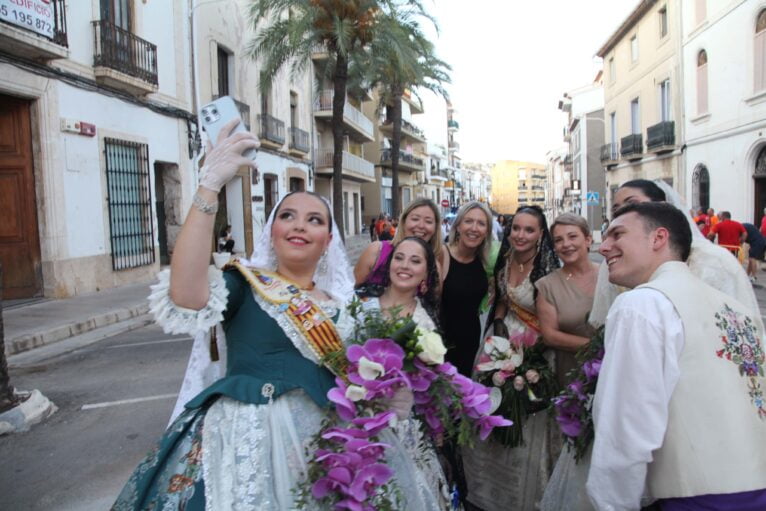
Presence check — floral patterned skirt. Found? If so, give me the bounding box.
[111,391,449,510]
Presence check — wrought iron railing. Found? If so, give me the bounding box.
[92,20,158,85]
[259,113,285,145]
[289,127,310,153]
[103,138,155,270]
[646,121,675,151]
[620,134,643,157]
[314,90,374,138]
[380,149,424,169]
[402,119,426,139]
[315,150,375,179]
[601,142,618,162]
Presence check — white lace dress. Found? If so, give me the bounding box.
[463,277,558,511]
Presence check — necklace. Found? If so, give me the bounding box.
[513,250,537,272]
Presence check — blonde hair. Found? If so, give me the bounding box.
[448,201,493,266]
[550,213,590,238]
[392,198,443,258]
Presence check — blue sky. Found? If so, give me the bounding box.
[418,0,639,164]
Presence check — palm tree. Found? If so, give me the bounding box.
[0,264,18,414]
[247,0,432,238]
[363,11,450,217]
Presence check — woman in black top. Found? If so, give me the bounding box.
[440,201,493,377]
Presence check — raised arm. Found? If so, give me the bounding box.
[535,293,589,351]
[169,120,259,310]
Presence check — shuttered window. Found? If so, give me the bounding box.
[755,10,766,92]
[697,50,708,114]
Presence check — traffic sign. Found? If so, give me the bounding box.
[586,191,600,205]
[441,199,449,207]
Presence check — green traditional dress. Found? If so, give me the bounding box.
[112,265,448,510]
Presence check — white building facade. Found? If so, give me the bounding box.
[682,0,766,223]
[0,0,194,298]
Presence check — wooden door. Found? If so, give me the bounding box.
[0,95,42,298]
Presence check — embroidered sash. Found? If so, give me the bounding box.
[226,260,348,378]
[509,301,540,334]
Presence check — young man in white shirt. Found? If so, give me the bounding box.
[587,202,766,511]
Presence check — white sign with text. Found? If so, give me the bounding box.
[0,0,55,39]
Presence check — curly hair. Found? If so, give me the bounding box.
[381,236,441,329]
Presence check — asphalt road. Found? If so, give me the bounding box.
[0,325,191,511]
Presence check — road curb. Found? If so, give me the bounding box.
[9,313,155,367]
[7,303,150,356]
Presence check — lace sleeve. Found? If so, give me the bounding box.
[148,267,229,335]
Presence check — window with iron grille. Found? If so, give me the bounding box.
[104,138,156,270]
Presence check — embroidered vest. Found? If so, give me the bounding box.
[639,262,766,499]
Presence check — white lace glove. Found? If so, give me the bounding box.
[385,386,415,420]
[199,119,260,193]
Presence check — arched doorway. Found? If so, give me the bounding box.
[754,146,766,223]
[691,164,710,212]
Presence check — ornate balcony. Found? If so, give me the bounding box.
[314,90,374,142]
[403,90,423,114]
[0,0,68,60]
[600,143,619,166]
[379,118,426,143]
[258,114,285,148]
[380,149,425,173]
[289,127,310,155]
[646,121,675,154]
[315,150,375,182]
[620,134,644,160]
[92,19,158,95]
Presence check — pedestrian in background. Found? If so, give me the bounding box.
[707,207,720,227]
[760,207,766,237]
[707,211,746,255]
[743,222,765,282]
[694,208,711,237]
[369,216,377,242]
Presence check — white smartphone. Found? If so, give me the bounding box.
[200,96,257,160]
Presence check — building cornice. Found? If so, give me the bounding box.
[596,0,657,58]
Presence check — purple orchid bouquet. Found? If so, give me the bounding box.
[295,300,511,510]
[553,326,605,462]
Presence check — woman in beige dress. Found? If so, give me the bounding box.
[535,214,598,389]
[536,214,599,511]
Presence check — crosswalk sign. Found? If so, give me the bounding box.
[586,191,600,205]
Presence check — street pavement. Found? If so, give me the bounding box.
[1,325,190,510]
[3,241,766,509]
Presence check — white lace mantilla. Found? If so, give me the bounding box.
[148,267,229,335]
